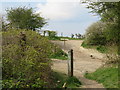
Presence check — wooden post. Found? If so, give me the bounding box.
[68,49,73,77]
[71,49,73,77]
[68,50,71,76]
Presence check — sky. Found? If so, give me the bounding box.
[1,0,100,37]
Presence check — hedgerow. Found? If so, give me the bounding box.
[2,29,53,88]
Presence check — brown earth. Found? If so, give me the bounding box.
[51,40,107,89]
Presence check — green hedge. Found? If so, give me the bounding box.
[2,29,53,88]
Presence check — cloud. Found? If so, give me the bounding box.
[36,0,86,20]
[36,0,99,36]
[1,0,46,2]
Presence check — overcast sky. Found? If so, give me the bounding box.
[1,0,100,37]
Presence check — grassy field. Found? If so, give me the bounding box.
[52,71,82,88]
[84,66,118,88]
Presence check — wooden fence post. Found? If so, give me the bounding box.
[71,49,73,77]
[68,50,71,76]
[68,49,73,77]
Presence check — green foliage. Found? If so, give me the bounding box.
[48,31,57,38]
[51,71,67,88]
[85,2,120,55]
[86,2,120,23]
[48,36,84,41]
[6,7,47,31]
[84,21,106,45]
[104,23,119,45]
[81,41,108,53]
[47,36,60,40]
[81,41,119,65]
[96,45,108,53]
[66,76,81,88]
[52,71,81,88]
[50,44,68,60]
[60,36,84,40]
[44,30,58,40]
[81,41,91,48]
[2,29,53,88]
[85,67,118,88]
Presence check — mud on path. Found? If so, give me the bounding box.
[51,40,106,88]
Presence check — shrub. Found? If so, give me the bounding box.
[2,29,53,88]
[85,21,107,45]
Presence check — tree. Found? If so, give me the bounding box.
[6,7,47,31]
[85,2,120,45]
[84,1,120,55]
[47,31,57,38]
[86,2,120,22]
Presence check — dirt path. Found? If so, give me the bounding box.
[51,40,106,88]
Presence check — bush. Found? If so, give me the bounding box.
[85,21,107,45]
[2,29,53,88]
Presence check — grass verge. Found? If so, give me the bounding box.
[52,71,82,88]
[84,67,118,88]
[81,41,108,53]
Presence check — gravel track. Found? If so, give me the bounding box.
[51,40,106,88]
